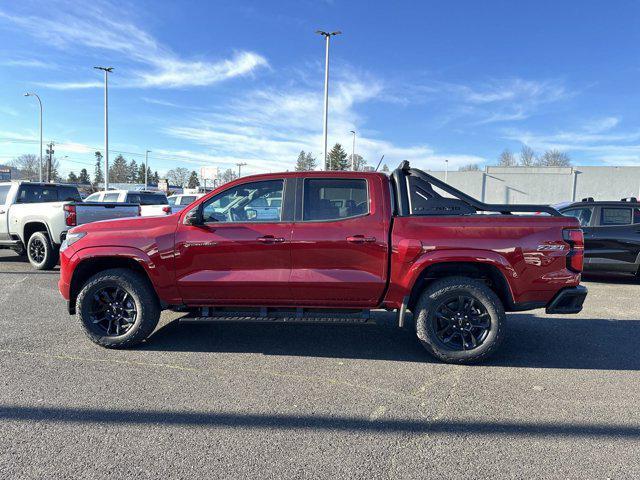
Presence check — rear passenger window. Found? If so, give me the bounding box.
[103,193,120,202]
[562,208,593,227]
[634,208,640,224]
[303,179,368,221]
[58,186,81,202]
[601,207,632,226]
[180,196,196,205]
[17,185,58,203]
[127,194,141,204]
[0,185,10,205]
[141,193,168,205]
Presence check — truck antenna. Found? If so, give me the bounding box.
[374,154,385,172]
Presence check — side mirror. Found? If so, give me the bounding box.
[184,205,204,226]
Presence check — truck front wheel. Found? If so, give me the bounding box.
[76,268,160,348]
[27,231,58,270]
[414,276,506,364]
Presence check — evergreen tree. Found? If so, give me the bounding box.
[152,171,160,184]
[109,155,129,183]
[187,171,200,188]
[136,163,147,183]
[78,168,91,184]
[128,159,138,183]
[295,150,307,171]
[94,152,104,187]
[328,143,349,171]
[304,152,317,170]
[67,171,78,183]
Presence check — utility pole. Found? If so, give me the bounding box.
[350,130,356,171]
[236,162,247,178]
[24,93,43,182]
[316,30,341,170]
[45,142,54,182]
[144,150,151,188]
[94,66,113,190]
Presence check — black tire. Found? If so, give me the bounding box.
[414,276,505,364]
[26,231,58,270]
[76,268,160,348]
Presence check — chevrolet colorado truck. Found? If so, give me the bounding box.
[58,163,587,364]
[0,181,139,270]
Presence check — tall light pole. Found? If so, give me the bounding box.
[144,150,151,188]
[23,92,43,182]
[94,66,113,190]
[316,30,341,170]
[350,130,356,171]
[445,159,449,183]
[236,162,247,178]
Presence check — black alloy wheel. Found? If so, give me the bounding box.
[28,236,46,264]
[433,294,491,351]
[89,285,138,336]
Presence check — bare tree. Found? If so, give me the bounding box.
[219,168,237,185]
[349,154,367,171]
[539,149,571,167]
[519,145,537,166]
[10,154,39,180]
[459,163,481,172]
[497,149,517,167]
[165,167,191,186]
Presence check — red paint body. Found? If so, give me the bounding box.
[59,171,582,312]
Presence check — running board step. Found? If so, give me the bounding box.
[180,307,373,325]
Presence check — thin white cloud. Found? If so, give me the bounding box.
[1,58,54,68]
[403,78,572,125]
[164,71,486,174]
[37,81,103,90]
[503,119,640,165]
[0,1,267,89]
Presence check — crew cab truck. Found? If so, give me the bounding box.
[0,181,139,270]
[558,197,640,275]
[85,190,173,216]
[58,163,587,364]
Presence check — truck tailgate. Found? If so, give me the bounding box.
[75,202,139,225]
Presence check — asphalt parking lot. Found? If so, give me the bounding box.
[0,250,639,479]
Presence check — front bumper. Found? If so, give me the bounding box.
[545,285,587,314]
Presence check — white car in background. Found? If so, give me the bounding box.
[85,190,174,216]
[168,193,205,212]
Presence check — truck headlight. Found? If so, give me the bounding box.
[60,231,87,252]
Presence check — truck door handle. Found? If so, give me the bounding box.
[257,235,285,243]
[347,235,376,244]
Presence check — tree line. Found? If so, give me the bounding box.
[459,146,572,171]
[294,143,388,172]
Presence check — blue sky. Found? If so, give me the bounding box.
[1,0,639,178]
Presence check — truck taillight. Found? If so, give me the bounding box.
[162,206,171,214]
[563,228,584,273]
[64,204,77,226]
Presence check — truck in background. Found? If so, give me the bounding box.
[0,182,139,270]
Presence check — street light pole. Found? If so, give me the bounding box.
[24,92,43,182]
[445,159,449,183]
[350,130,356,171]
[316,30,341,170]
[94,66,113,190]
[144,150,151,188]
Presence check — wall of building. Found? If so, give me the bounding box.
[425,166,640,205]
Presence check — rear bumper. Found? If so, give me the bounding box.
[545,286,587,314]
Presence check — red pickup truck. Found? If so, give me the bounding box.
[58,162,586,364]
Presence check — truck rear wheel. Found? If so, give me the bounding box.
[76,268,160,348]
[414,276,505,364]
[27,231,58,270]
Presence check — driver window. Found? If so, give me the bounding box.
[202,179,283,223]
